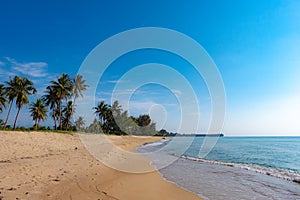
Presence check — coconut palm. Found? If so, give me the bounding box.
[3,76,18,127]
[50,74,73,130]
[0,84,7,113]
[72,74,88,110]
[75,116,85,131]
[51,107,60,130]
[62,100,73,130]
[29,98,47,130]
[93,101,109,125]
[43,86,59,130]
[13,76,37,129]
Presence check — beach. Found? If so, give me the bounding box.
[0,131,200,200]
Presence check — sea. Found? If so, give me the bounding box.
[137,136,300,200]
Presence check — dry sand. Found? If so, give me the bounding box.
[0,131,201,200]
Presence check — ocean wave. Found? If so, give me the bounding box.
[180,155,300,184]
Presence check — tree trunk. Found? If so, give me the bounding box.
[37,118,40,130]
[66,115,70,130]
[52,108,57,130]
[4,101,13,128]
[35,119,38,130]
[13,106,21,130]
[72,97,77,117]
[59,101,62,130]
[54,116,57,130]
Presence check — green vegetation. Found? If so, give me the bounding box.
[154,129,177,137]
[29,98,47,130]
[0,74,165,136]
[3,76,37,129]
[0,84,7,113]
[93,100,157,135]
[0,74,85,131]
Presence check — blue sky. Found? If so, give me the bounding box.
[0,0,300,135]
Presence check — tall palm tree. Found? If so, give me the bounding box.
[62,100,73,130]
[0,84,7,113]
[43,86,59,130]
[50,74,73,130]
[3,76,18,128]
[13,76,37,129]
[72,74,88,110]
[29,98,47,130]
[51,107,60,130]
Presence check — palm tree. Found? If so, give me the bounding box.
[29,98,47,130]
[94,101,109,125]
[51,107,60,130]
[43,86,59,130]
[3,76,18,128]
[62,100,73,130]
[50,74,73,130]
[72,74,88,111]
[87,118,101,133]
[114,110,132,135]
[13,76,37,129]
[111,100,122,117]
[0,84,7,113]
[75,116,85,131]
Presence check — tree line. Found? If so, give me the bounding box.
[0,74,159,135]
[92,100,156,135]
[0,73,88,131]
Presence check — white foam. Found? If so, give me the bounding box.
[180,155,300,183]
[141,138,171,147]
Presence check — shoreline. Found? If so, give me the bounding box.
[0,131,201,200]
[180,155,300,183]
[138,137,300,200]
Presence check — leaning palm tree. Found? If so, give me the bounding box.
[0,84,7,113]
[43,86,59,130]
[13,76,37,129]
[29,98,47,130]
[50,74,73,130]
[3,76,18,127]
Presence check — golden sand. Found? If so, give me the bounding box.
[0,131,201,200]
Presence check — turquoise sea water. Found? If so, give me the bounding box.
[138,136,300,200]
[185,136,300,175]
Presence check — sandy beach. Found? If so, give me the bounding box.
[0,131,201,200]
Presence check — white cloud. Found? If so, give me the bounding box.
[107,80,127,84]
[0,61,5,66]
[171,89,182,96]
[6,57,48,77]
[0,68,17,77]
